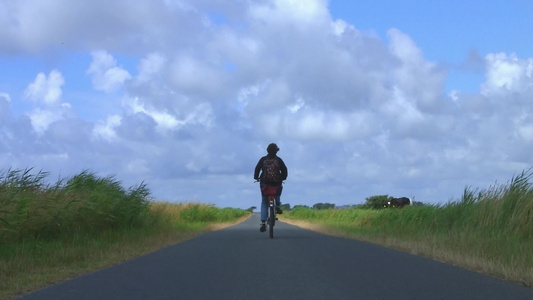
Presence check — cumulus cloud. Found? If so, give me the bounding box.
[387,28,447,112]
[24,70,65,105]
[481,53,533,96]
[27,108,62,133]
[21,70,76,133]
[87,50,132,92]
[1,0,533,209]
[92,115,121,142]
[250,0,330,29]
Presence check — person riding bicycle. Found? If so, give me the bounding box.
[254,143,288,232]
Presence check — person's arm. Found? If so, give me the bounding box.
[279,157,288,181]
[254,157,264,180]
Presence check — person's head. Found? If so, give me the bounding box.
[267,143,279,154]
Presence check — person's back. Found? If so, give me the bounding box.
[260,155,283,184]
[254,143,288,232]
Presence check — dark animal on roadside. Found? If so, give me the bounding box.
[387,197,412,208]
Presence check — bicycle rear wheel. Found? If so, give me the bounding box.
[269,205,275,239]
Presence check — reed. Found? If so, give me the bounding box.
[0,168,150,242]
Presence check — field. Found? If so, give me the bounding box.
[282,169,533,287]
[0,168,249,300]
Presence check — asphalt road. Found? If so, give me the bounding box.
[18,214,533,300]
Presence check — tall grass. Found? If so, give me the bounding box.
[0,168,249,300]
[283,169,533,287]
[0,168,150,242]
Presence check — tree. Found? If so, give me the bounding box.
[312,202,335,210]
[364,195,389,209]
[246,206,257,213]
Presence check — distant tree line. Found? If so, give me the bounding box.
[279,203,335,210]
[253,196,427,213]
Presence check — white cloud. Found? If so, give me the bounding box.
[21,70,76,133]
[27,109,60,133]
[250,0,329,30]
[26,104,75,134]
[331,19,351,37]
[24,70,64,105]
[123,97,214,133]
[87,50,132,92]
[387,28,446,111]
[128,97,179,131]
[481,53,533,96]
[92,115,121,142]
[388,28,424,64]
[283,110,375,141]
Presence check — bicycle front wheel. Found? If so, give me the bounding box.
[269,206,275,239]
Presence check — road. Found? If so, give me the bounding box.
[18,214,533,300]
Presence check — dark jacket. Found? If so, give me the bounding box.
[254,154,288,184]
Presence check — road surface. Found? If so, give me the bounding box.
[18,214,533,300]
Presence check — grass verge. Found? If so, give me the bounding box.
[1,202,250,300]
[0,168,249,300]
[281,169,533,288]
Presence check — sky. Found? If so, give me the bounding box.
[1,0,533,209]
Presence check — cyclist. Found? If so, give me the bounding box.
[254,143,288,232]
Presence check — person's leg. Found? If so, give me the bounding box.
[275,195,282,214]
[260,194,268,232]
[261,194,268,222]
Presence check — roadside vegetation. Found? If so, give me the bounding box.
[282,169,533,287]
[0,168,249,300]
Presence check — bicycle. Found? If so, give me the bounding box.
[255,181,282,239]
[262,184,278,239]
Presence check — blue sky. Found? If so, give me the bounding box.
[331,0,533,93]
[332,0,533,58]
[1,0,533,209]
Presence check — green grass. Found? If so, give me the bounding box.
[0,168,249,300]
[0,168,151,242]
[283,169,533,287]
